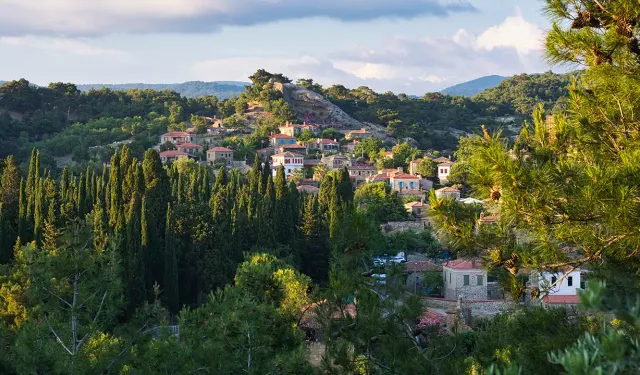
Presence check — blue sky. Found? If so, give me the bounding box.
[0,0,556,94]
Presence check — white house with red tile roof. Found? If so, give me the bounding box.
[206,147,234,165]
[443,258,501,300]
[159,150,189,164]
[533,269,584,306]
[161,131,192,145]
[176,142,203,155]
[271,152,304,178]
[270,133,297,147]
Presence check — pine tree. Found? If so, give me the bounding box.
[164,205,180,315]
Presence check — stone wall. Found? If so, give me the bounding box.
[425,297,514,319]
[381,221,426,233]
[444,269,488,300]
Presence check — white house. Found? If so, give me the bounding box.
[438,162,455,183]
[271,152,304,178]
[535,269,584,305]
[435,187,460,200]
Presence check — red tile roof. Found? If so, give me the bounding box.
[160,150,188,157]
[391,173,420,180]
[418,309,448,328]
[314,138,340,145]
[437,187,460,193]
[271,133,297,139]
[162,131,190,137]
[177,142,202,149]
[543,295,580,304]
[405,261,442,272]
[272,152,304,158]
[207,147,233,153]
[443,257,482,270]
[405,201,426,208]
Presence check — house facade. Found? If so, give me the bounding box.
[270,134,298,147]
[176,142,203,155]
[161,131,192,145]
[346,128,373,140]
[271,152,304,178]
[307,138,340,153]
[435,187,460,200]
[321,154,350,170]
[207,147,234,165]
[389,173,421,193]
[438,162,455,183]
[278,143,308,154]
[405,201,428,218]
[534,269,584,305]
[279,123,317,137]
[159,150,189,164]
[443,258,500,300]
[347,164,377,184]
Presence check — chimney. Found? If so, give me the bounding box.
[397,167,403,173]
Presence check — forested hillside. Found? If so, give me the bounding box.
[440,75,508,97]
[77,81,247,99]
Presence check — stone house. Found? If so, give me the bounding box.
[270,133,297,147]
[346,128,373,140]
[307,138,340,153]
[443,258,501,300]
[161,131,192,145]
[321,154,350,170]
[271,152,304,178]
[256,147,275,160]
[435,187,460,200]
[279,123,318,137]
[176,142,203,155]
[405,200,428,218]
[347,164,377,185]
[206,147,234,166]
[159,150,189,164]
[405,261,443,294]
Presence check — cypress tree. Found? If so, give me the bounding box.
[125,192,146,313]
[33,179,44,247]
[299,195,329,282]
[43,173,58,226]
[85,166,93,211]
[18,179,28,244]
[336,166,354,202]
[143,150,171,284]
[109,152,122,228]
[60,166,69,202]
[261,161,271,193]
[141,196,158,292]
[0,156,20,263]
[213,166,227,193]
[250,156,262,193]
[274,165,292,244]
[77,173,87,218]
[93,197,109,252]
[164,205,180,315]
[25,149,38,218]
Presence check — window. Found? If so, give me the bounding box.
[568,276,573,287]
[463,275,469,286]
[488,275,498,283]
[449,273,451,284]
[399,182,404,188]
[288,169,291,173]
[477,275,483,286]
[551,276,557,285]
[410,181,414,188]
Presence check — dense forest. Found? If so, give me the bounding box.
[76,81,247,99]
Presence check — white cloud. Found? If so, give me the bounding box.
[475,8,544,55]
[0,36,125,57]
[0,0,475,36]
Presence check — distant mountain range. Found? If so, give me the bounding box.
[440,75,508,97]
[76,81,248,99]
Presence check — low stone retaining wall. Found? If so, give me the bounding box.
[381,221,427,233]
[424,297,515,318]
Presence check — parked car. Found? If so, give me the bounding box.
[390,252,406,264]
[372,274,387,285]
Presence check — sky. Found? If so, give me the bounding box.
[0,0,558,95]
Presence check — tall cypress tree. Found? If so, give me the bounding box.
[164,205,180,316]
[336,166,354,203]
[17,179,28,244]
[25,149,39,219]
[33,179,44,247]
[141,196,158,293]
[261,161,271,193]
[93,197,109,252]
[109,152,122,228]
[299,195,329,282]
[0,156,20,263]
[125,191,146,313]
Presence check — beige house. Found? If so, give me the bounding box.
[161,131,192,145]
[443,258,500,300]
[207,147,234,165]
[279,123,317,137]
[176,142,203,155]
[435,187,460,200]
[347,164,377,184]
[321,154,350,170]
[389,173,421,193]
[346,128,373,140]
[405,200,428,218]
[159,150,189,164]
[307,138,340,153]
